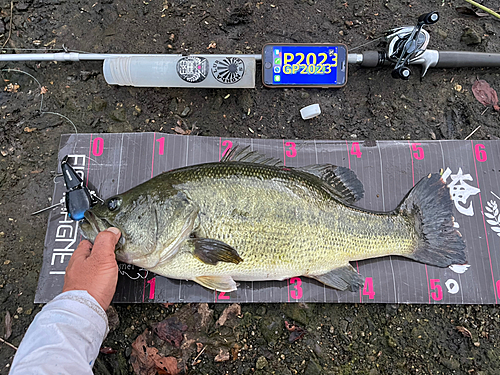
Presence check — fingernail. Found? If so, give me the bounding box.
[106,227,121,236]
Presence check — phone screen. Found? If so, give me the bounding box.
[262,44,347,87]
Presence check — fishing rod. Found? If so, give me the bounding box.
[2,11,499,88]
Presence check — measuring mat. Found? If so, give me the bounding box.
[35,134,500,304]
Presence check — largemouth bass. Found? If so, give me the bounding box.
[81,147,466,292]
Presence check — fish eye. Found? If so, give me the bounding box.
[107,197,121,211]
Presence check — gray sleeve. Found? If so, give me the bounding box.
[9,290,109,375]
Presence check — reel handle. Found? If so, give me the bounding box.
[418,11,439,25]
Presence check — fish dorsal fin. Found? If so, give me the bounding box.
[221,145,283,167]
[295,164,364,204]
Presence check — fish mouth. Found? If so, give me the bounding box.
[80,211,126,251]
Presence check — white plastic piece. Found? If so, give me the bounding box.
[300,104,321,120]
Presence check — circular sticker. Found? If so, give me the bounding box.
[211,57,245,84]
[176,56,209,83]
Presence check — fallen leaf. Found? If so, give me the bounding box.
[106,305,120,332]
[130,330,180,375]
[130,331,158,375]
[99,346,117,354]
[285,320,306,343]
[154,356,179,375]
[456,326,472,338]
[207,41,217,49]
[163,303,174,308]
[40,86,48,94]
[173,126,186,135]
[24,127,36,133]
[4,311,12,340]
[153,317,187,347]
[216,304,241,326]
[455,7,488,17]
[472,79,500,111]
[197,303,213,329]
[214,348,230,362]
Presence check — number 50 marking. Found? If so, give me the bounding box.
[411,143,424,160]
[430,279,443,301]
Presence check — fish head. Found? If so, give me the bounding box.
[80,185,199,269]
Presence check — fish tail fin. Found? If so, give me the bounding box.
[398,173,466,267]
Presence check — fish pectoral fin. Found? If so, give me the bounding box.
[294,164,364,204]
[188,238,243,265]
[310,264,364,292]
[194,275,238,292]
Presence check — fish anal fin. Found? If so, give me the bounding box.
[189,238,243,265]
[310,264,364,292]
[194,275,237,292]
[295,165,364,203]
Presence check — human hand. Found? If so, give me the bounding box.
[63,227,121,310]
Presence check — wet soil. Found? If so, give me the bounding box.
[1,0,500,374]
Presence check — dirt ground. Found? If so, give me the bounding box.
[1,0,500,374]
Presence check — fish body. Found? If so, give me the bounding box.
[81,147,466,292]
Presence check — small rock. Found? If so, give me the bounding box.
[259,315,283,347]
[340,319,349,333]
[1,150,8,157]
[0,232,5,238]
[16,307,23,314]
[133,105,142,116]
[24,308,32,315]
[436,28,448,39]
[168,98,178,113]
[304,359,322,375]
[15,2,30,11]
[92,97,107,112]
[300,91,310,99]
[461,27,482,45]
[256,356,268,370]
[180,106,191,117]
[109,107,127,122]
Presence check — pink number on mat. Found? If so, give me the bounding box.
[222,140,233,157]
[285,142,296,158]
[430,279,443,301]
[92,137,104,156]
[351,142,362,158]
[411,143,424,160]
[218,292,230,300]
[147,278,156,300]
[362,277,375,299]
[156,137,165,156]
[290,277,303,299]
[474,144,487,162]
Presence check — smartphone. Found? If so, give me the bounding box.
[262,43,348,88]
